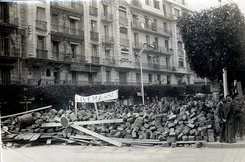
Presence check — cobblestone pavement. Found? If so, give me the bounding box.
[2,145,245,162]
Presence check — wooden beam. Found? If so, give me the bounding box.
[41,119,124,128]
[29,133,42,141]
[0,105,52,119]
[71,125,122,147]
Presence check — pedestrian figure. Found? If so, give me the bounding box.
[233,96,244,140]
[216,96,226,142]
[224,96,236,143]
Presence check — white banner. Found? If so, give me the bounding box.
[75,90,118,103]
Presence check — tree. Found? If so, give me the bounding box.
[178,4,245,81]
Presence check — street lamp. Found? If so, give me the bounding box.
[136,43,155,105]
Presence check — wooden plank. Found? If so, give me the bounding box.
[15,133,26,140]
[0,105,52,119]
[29,133,42,141]
[71,125,122,147]
[41,119,124,128]
[70,135,98,141]
[46,139,52,145]
[23,133,35,140]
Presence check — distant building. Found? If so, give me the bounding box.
[0,0,194,85]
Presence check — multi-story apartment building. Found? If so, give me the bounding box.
[0,2,23,84]
[0,0,194,85]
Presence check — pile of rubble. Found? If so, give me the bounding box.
[1,100,216,147]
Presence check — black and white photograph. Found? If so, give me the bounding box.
[0,0,245,161]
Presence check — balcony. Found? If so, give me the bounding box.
[51,24,84,41]
[134,61,176,71]
[36,20,47,31]
[131,20,172,36]
[36,49,48,59]
[103,58,116,66]
[131,0,142,8]
[101,13,113,22]
[133,42,172,55]
[90,31,99,41]
[119,16,128,25]
[91,56,100,64]
[120,38,129,47]
[51,51,86,63]
[0,16,19,29]
[0,46,20,58]
[51,2,84,15]
[89,6,98,16]
[101,36,114,46]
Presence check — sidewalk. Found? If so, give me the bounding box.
[204,138,245,148]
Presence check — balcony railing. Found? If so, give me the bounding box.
[131,0,142,8]
[119,16,128,25]
[0,46,20,58]
[133,42,171,54]
[36,20,47,31]
[51,24,84,36]
[131,20,172,36]
[120,37,129,47]
[52,51,86,63]
[91,56,100,64]
[0,16,19,27]
[36,49,48,59]
[103,58,116,65]
[134,61,176,71]
[51,1,84,14]
[101,36,114,45]
[101,13,113,22]
[90,31,99,41]
[89,6,98,16]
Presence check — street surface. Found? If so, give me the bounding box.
[2,145,245,162]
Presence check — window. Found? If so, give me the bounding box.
[134,33,139,46]
[182,0,185,5]
[0,3,9,23]
[162,4,166,16]
[119,9,126,19]
[120,27,128,34]
[103,5,108,16]
[52,41,59,58]
[174,8,180,17]
[148,74,152,83]
[37,36,45,49]
[105,49,110,59]
[167,75,171,84]
[145,0,150,5]
[154,37,158,49]
[146,35,150,45]
[153,0,160,9]
[46,69,51,77]
[1,68,11,85]
[71,44,77,58]
[36,7,46,21]
[132,14,138,21]
[165,39,169,51]
[136,73,140,83]
[70,19,76,34]
[106,71,111,82]
[145,16,149,27]
[91,20,97,31]
[177,41,182,51]
[0,33,9,55]
[179,58,184,68]
[104,25,109,41]
[91,0,97,7]
[157,74,161,82]
[163,22,168,31]
[92,45,98,56]
[51,14,58,25]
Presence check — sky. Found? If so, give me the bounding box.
[188,0,245,14]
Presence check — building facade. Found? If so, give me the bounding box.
[0,0,194,85]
